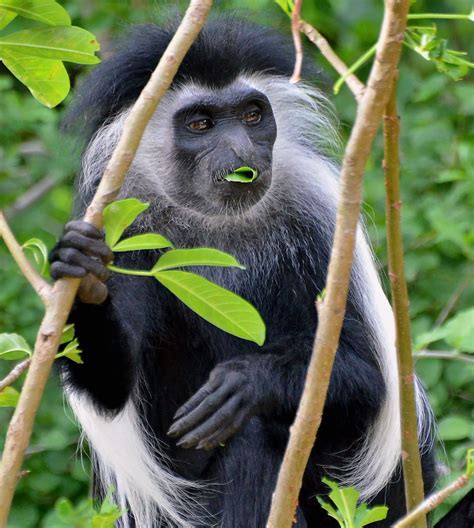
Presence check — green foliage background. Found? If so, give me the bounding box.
[0,0,472,525]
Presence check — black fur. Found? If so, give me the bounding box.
[56,19,439,528]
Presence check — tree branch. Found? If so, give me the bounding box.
[393,473,472,528]
[0,360,31,393]
[299,20,366,101]
[383,76,426,526]
[4,176,57,219]
[267,2,412,526]
[413,350,474,364]
[290,0,304,84]
[0,212,51,304]
[0,2,213,525]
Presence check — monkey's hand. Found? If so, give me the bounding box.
[167,358,265,450]
[49,221,113,305]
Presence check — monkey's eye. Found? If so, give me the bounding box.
[242,109,262,125]
[187,118,214,132]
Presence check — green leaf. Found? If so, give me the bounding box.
[2,50,69,107]
[356,505,389,526]
[60,324,75,345]
[22,237,49,274]
[439,415,472,441]
[0,26,100,64]
[103,198,149,248]
[0,386,20,407]
[223,166,258,183]
[467,448,474,476]
[316,497,345,526]
[274,0,294,17]
[0,333,32,360]
[154,270,266,345]
[55,338,83,364]
[112,233,173,252]
[323,477,359,525]
[415,308,474,352]
[0,0,71,26]
[0,8,16,30]
[152,248,245,272]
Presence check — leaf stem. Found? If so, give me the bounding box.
[0,360,31,393]
[333,43,377,95]
[107,264,153,277]
[407,13,473,21]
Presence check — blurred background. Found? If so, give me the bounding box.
[0,0,472,525]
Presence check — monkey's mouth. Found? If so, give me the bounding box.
[223,166,258,183]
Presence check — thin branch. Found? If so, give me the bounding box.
[0,212,51,304]
[267,2,412,526]
[299,20,366,101]
[290,0,304,83]
[383,77,426,525]
[435,271,474,326]
[413,350,474,364]
[0,2,213,526]
[393,473,472,528]
[0,360,31,393]
[4,176,57,219]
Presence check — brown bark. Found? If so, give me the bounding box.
[267,2,412,526]
[0,2,213,526]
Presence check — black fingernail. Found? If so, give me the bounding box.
[167,425,178,436]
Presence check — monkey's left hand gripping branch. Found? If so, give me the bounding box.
[0,2,213,526]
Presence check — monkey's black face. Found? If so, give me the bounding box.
[169,85,277,215]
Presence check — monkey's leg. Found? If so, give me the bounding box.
[199,417,307,528]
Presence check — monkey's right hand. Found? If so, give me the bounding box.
[49,221,114,305]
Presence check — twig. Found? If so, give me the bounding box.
[393,473,471,528]
[383,77,426,525]
[0,360,31,393]
[299,20,366,101]
[290,0,304,83]
[435,271,473,326]
[0,2,213,526]
[0,212,51,304]
[267,2,412,526]
[414,350,474,364]
[4,176,57,219]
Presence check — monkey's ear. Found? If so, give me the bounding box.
[78,274,109,305]
[434,489,474,528]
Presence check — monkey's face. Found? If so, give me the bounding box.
[167,84,277,215]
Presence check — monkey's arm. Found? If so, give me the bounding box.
[50,221,147,412]
[167,329,385,450]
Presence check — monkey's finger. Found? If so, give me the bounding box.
[50,261,87,280]
[175,395,242,449]
[196,408,248,450]
[61,231,113,263]
[57,248,110,282]
[65,220,104,240]
[168,382,235,437]
[172,376,223,421]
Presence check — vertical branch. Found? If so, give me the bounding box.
[383,78,427,526]
[267,1,412,526]
[0,2,213,526]
[290,0,304,83]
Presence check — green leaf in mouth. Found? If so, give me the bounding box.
[223,166,258,183]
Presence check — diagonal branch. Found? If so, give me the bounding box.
[299,20,366,101]
[267,1,412,526]
[0,2,213,526]
[0,212,51,304]
[0,360,31,393]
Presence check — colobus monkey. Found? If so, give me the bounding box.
[50,19,436,527]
